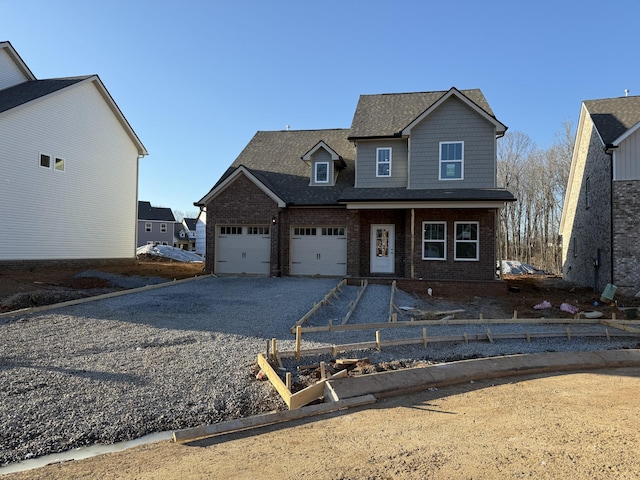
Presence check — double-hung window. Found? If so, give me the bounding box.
[315,162,329,183]
[376,148,392,177]
[454,222,479,261]
[145,222,152,232]
[439,141,463,180]
[423,222,446,260]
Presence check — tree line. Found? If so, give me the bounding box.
[497,122,574,274]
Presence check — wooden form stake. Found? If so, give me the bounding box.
[376,330,381,351]
[342,280,368,325]
[320,361,326,380]
[295,326,302,361]
[422,327,427,347]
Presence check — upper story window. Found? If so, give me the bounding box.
[315,162,329,183]
[439,141,464,180]
[423,222,446,260]
[454,222,479,261]
[54,157,65,172]
[145,222,152,232]
[160,223,167,233]
[40,154,51,168]
[376,148,392,177]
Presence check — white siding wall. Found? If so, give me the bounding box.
[0,80,139,260]
[614,129,640,180]
[195,211,207,257]
[0,48,29,89]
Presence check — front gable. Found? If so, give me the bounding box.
[197,166,286,208]
[302,140,346,186]
[0,41,35,90]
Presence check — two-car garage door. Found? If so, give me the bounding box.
[290,226,347,276]
[216,225,347,276]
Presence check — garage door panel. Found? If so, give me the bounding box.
[291,227,347,276]
[217,226,271,275]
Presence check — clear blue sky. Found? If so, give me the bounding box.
[3,0,639,216]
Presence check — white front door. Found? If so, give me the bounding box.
[370,224,395,273]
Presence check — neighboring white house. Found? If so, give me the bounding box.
[195,208,206,257]
[0,41,147,261]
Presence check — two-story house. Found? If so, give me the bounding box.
[560,93,640,296]
[137,201,176,247]
[196,87,515,284]
[173,217,197,251]
[0,41,147,262]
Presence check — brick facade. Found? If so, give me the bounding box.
[204,173,499,281]
[612,180,640,295]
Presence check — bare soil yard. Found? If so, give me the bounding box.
[5,368,640,480]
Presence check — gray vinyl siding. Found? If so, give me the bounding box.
[310,149,334,186]
[408,96,497,189]
[614,129,640,180]
[355,139,408,188]
[137,221,175,247]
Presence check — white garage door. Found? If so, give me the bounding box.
[290,227,347,276]
[216,226,271,275]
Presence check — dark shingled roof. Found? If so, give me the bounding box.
[349,88,495,138]
[0,77,91,114]
[339,187,516,203]
[584,95,640,145]
[205,129,356,206]
[138,201,176,222]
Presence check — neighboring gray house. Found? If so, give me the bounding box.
[560,93,640,295]
[196,87,515,282]
[137,201,175,247]
[0,41,147,262]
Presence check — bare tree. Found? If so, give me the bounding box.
[497,121,574,274]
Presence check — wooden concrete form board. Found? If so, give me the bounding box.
[326,350,640,400]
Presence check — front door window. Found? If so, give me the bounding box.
[370,224,395,273]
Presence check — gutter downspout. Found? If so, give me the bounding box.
[605,144,617,286]
[411,209,415,279]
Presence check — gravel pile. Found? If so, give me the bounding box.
[1,276,637,466]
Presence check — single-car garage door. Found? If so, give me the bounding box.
[290,226,347,276]
[216,225,271,275]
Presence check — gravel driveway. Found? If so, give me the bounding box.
[1,275,636,466]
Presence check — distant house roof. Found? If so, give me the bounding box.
[183,218,197,231]
[584,95,640,145]
[138,201,175,222]
[349,87,501,139]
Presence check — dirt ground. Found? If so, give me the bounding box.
[3,263,640,478]
[4,368,640,479]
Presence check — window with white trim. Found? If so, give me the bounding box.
[160,223,167,233]
[54,157,65,171]
[220,226,242,235]
[145,222,152,232]
[40,154,51,168]
[422,222,446,260]
[439,141,464,180]
[321,227,345,236]
[454,222,479,261]
[315,162,329,183]
[293,227,316,236]
[376,147,392,177]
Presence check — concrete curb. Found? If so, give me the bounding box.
[326,349,640,400]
